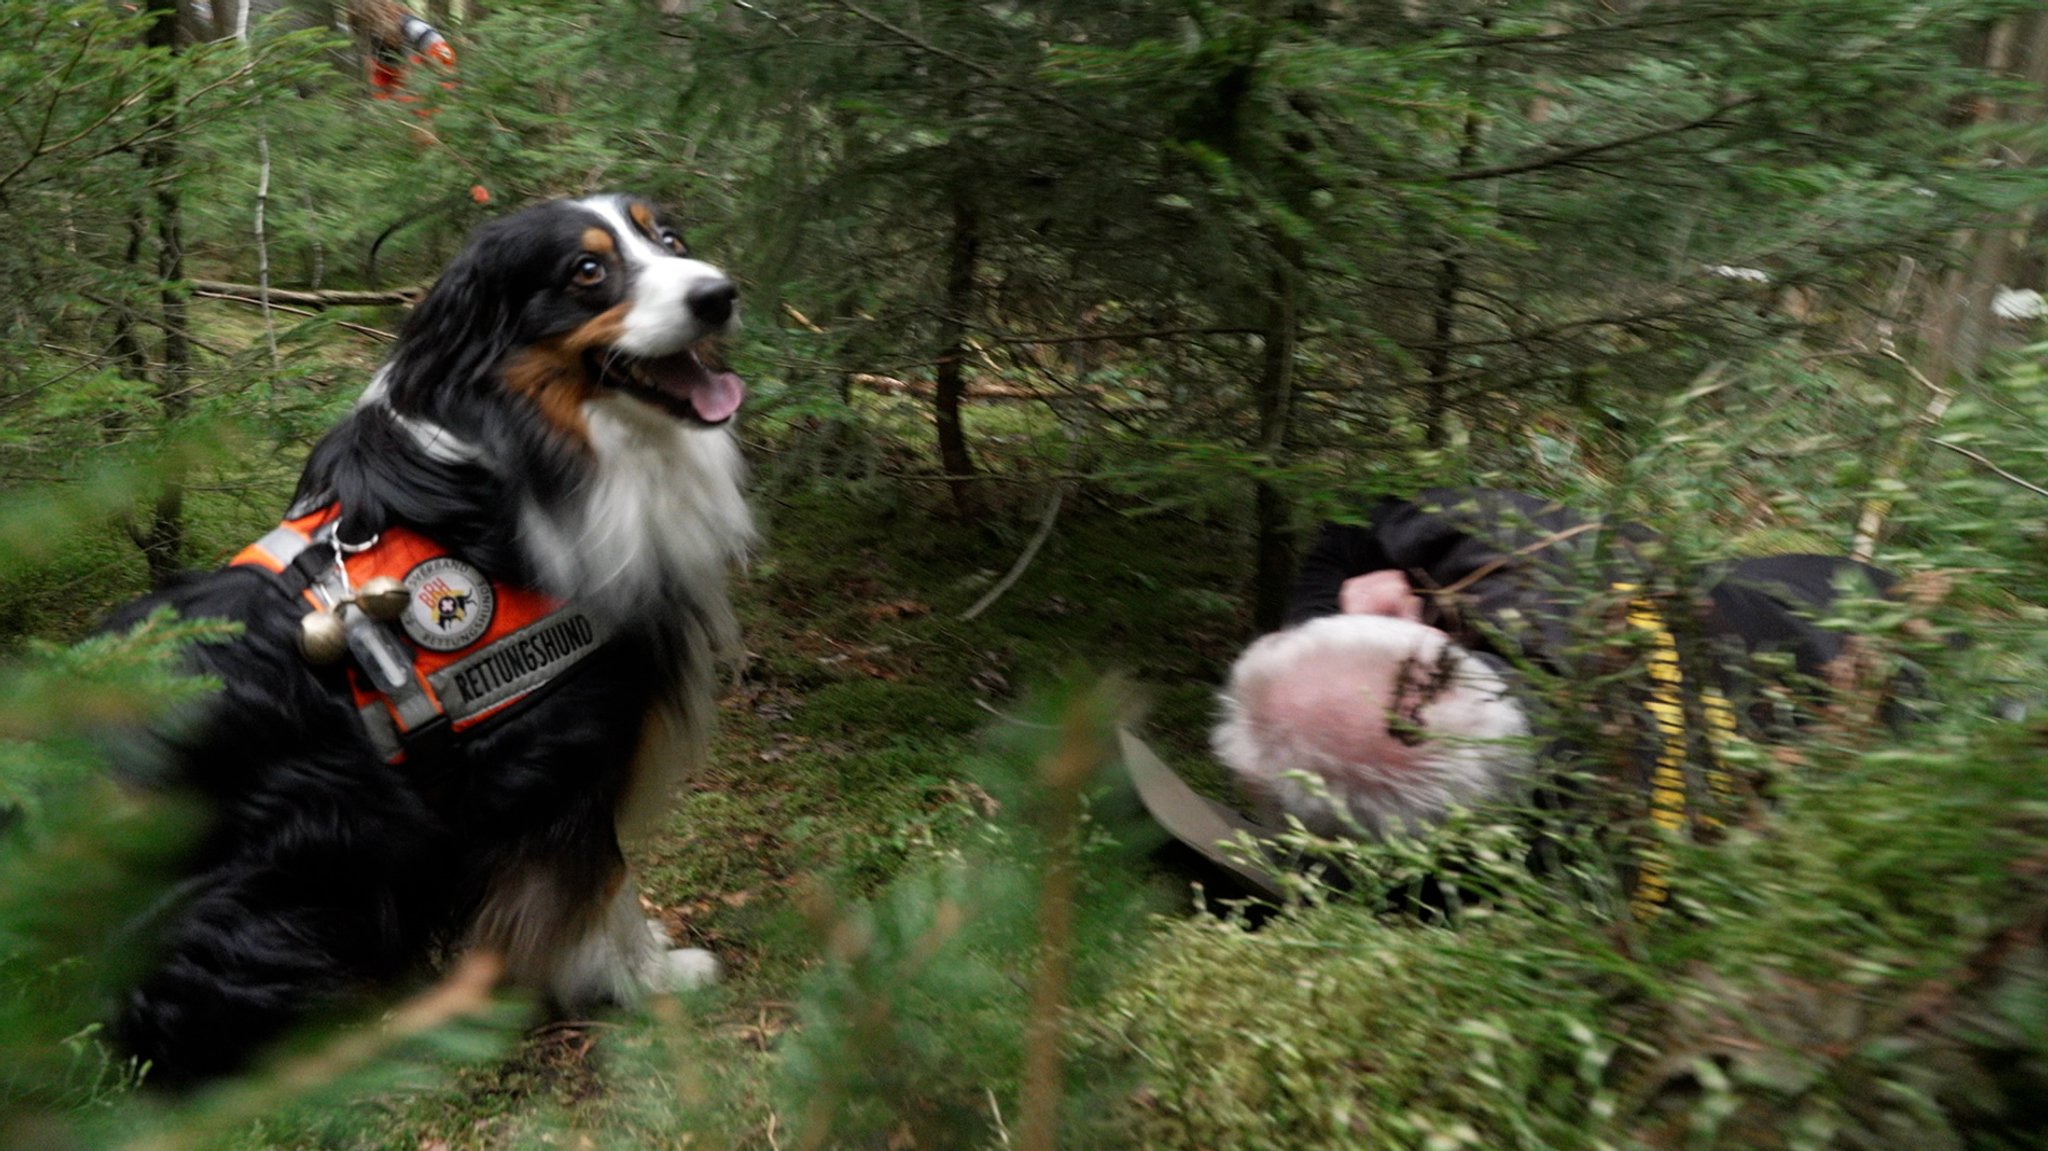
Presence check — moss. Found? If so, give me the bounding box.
[1086,905,1622,1150]
[790,680,986,740]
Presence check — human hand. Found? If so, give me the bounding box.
[1338,570,1423,622]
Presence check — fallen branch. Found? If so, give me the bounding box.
[982,324,1263,346]
[852,372,1067,402]
[192,288,397,342]
[189,279,424,308]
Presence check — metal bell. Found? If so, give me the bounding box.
[354,576,410,622]
[298,609,349,665]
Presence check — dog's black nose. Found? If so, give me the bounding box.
[687,279,737,328]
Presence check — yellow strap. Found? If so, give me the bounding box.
[1611,582,1736,921]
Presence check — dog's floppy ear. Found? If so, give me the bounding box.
[384,228,523,413]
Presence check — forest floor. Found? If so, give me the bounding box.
[110,383,1260,1149]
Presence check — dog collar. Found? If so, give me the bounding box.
[381,403,484,467]
[233,505,609,765]
[354,369,486,466]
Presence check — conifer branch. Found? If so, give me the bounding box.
[831,0,1130,136]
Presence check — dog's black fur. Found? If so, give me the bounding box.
[99,194,752,1085]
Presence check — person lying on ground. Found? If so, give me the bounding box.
[1150,489,1927,912]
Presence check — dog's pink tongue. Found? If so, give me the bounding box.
[646,353,746,423]
[693,369,745,423]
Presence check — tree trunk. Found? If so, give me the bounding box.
[139,0,189,588]
[934,190,980,514]
[1426,93,1485,448]
[1251,241,1300,633]
[110,206,150,383]
[1925,11,2048,384]
[1424,246,1463,449]
[1857,11,2048,560]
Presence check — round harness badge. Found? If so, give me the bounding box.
[399,557,495,651]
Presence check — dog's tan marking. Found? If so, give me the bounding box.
[626,202,660,242]
[618,700,702,839]
[503,343,600,445]
[468,849,629,1006]
[561,302,632,353]
[582,226,615,257]
[502,303,638,445]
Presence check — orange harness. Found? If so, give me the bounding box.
[232,505,608,764]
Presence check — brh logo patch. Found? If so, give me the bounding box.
[400,557,496,651]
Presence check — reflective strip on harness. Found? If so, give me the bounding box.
[249,525,316,571]
[1611,582,1744,922]
[231,509,339,573]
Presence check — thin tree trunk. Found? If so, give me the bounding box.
[1856,12,2048,558]
[139,0,188,588]
[111,206,150,383]
[1251,240,1300,633]
[1426,82,1485,448]
[241,1,280,373]
[1424,248,1463,449]
[934,190,980,513]
[1926,12,2048,384]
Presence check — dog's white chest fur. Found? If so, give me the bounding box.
[489,395,754,1007]
[522,394,754,626]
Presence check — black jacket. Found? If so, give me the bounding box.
[1288,488,1894,692]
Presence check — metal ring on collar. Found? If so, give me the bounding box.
[331,519,382,556]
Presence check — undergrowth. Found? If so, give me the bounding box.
[7,351,2048,1149]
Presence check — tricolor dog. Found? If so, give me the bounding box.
[99,194,752,1084]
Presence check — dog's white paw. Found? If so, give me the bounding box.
[661,946,721,990]
[639,917,718,989]
[645,917,674,947]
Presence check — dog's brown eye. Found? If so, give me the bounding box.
[572,255,606,286]
[659,229,687,256]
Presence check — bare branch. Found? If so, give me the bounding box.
[1852,345,1957,562]
[1442,96,1757,183]
[1930,439,2048,500]
[959,484,1064,622]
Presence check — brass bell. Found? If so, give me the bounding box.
[298,609,350,664]
[354,576,410,622]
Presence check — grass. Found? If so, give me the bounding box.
[640,476,1256,985]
